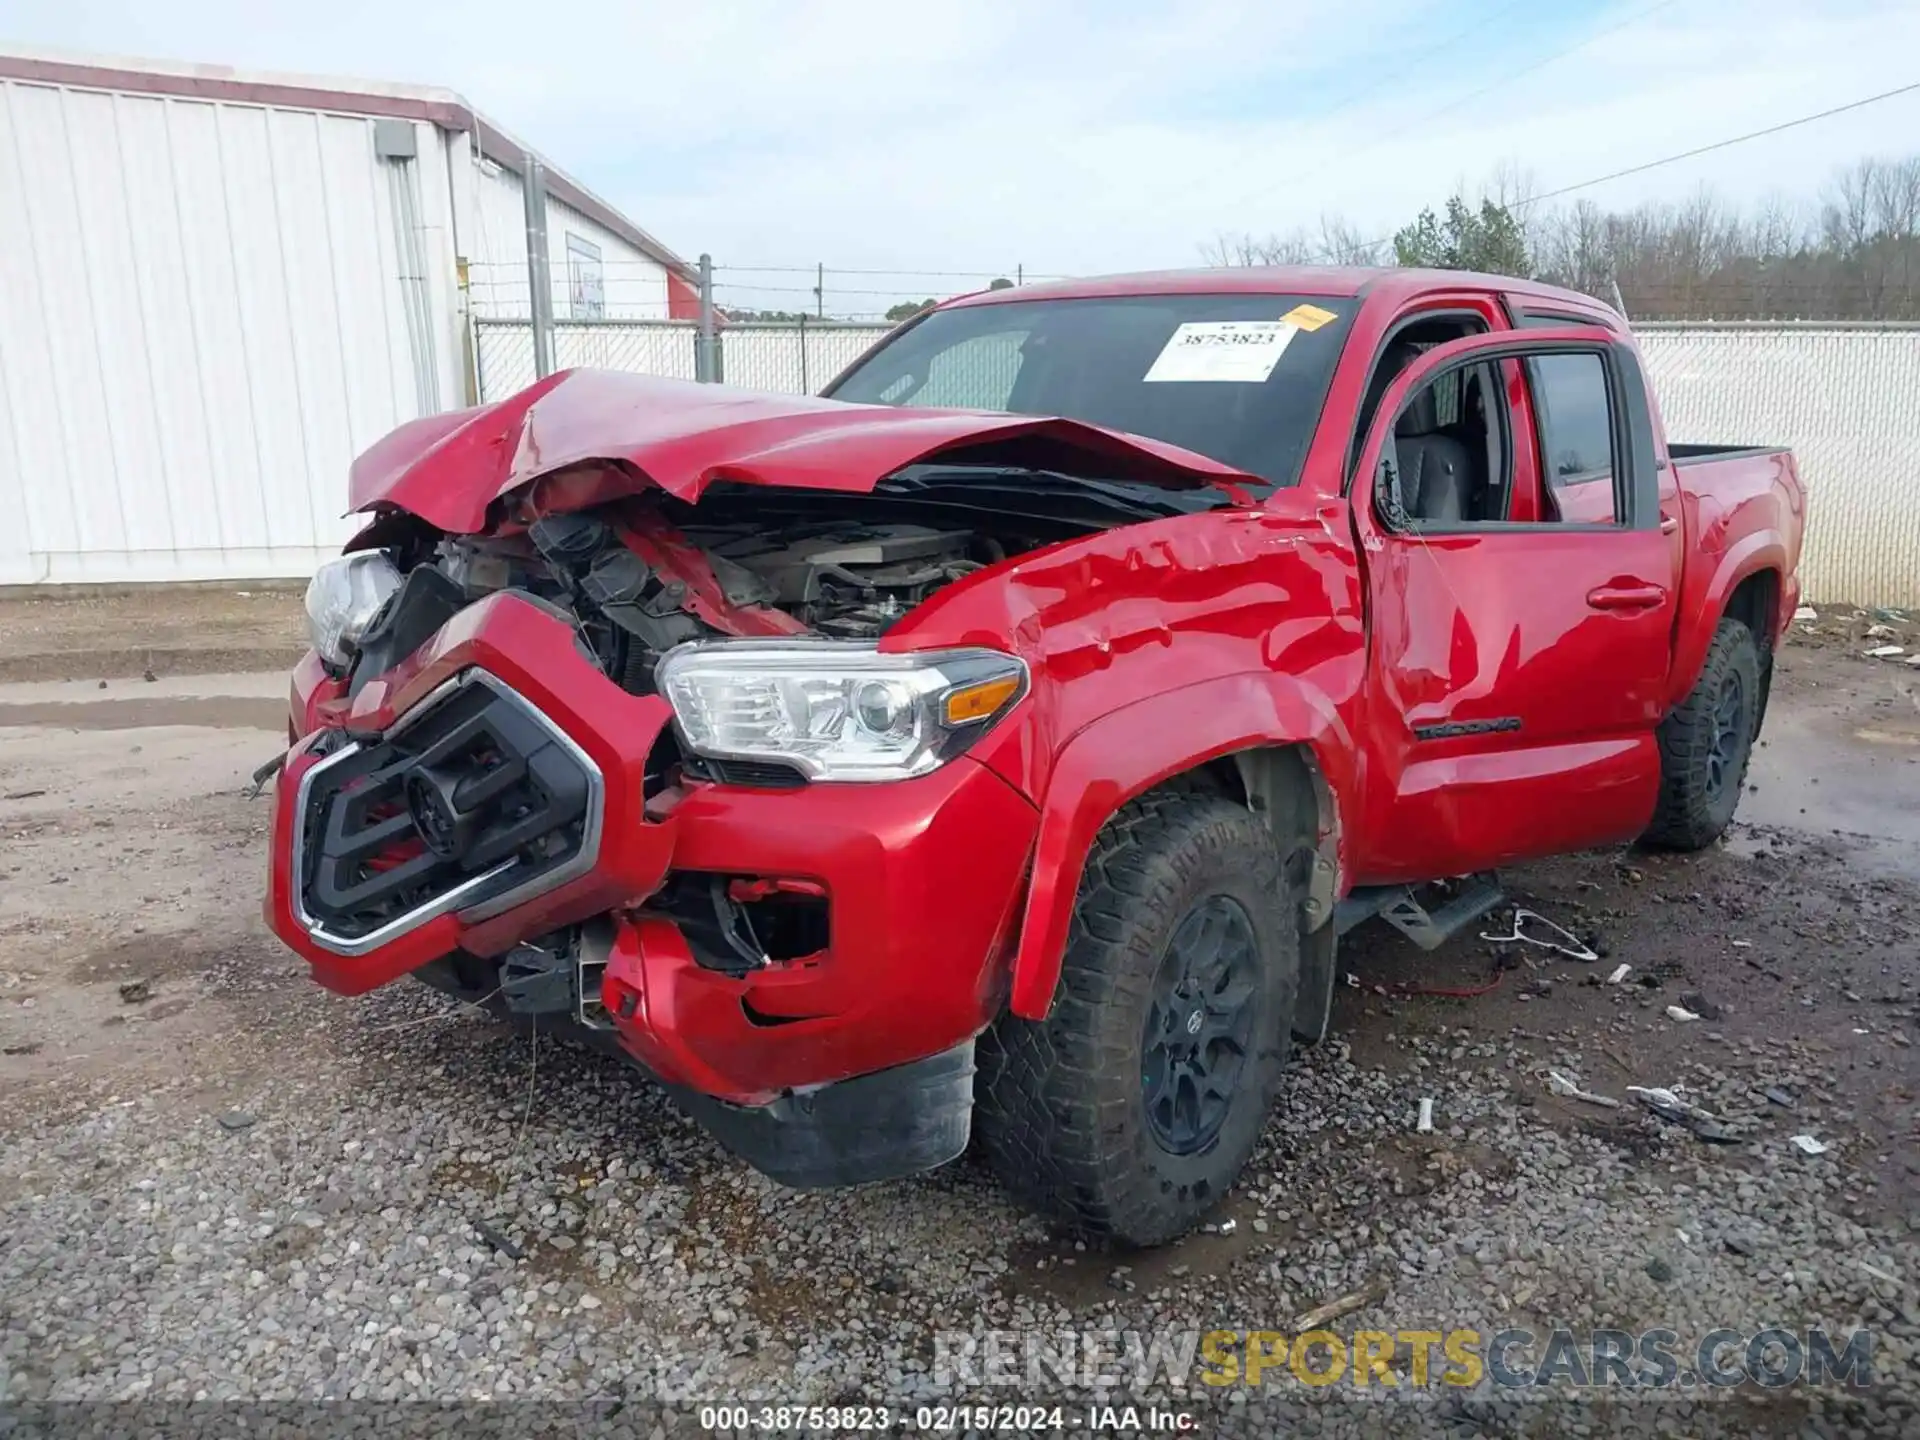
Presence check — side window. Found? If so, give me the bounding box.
[1525,354,1618,524]
[1384,360,1511,527]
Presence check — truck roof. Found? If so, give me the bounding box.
[944,266,1611,314]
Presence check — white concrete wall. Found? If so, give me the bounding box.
[465,156,670,321]
[0,76,429,583]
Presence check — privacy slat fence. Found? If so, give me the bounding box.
[472,317,1920,608]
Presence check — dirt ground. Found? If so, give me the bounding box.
[0,590,1914,1429]
[0,585,308,683]
[0,592,1914,1204]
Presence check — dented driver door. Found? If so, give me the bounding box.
[1346,328,1678,885]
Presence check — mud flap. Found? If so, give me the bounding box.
[668,1039,976,1188]
[1292,918,1338,1046]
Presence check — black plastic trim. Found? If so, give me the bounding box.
[668,1039,977,1188]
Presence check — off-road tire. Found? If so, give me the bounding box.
[974,792,1297,1246]
[1644,617,1761,850]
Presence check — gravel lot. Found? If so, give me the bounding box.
[1,596,1916,1437]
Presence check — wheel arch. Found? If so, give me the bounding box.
[1006,673,1349,1021]
[1670,535,1786,712]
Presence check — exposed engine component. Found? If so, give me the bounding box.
[689,522,982,637]
[388,514,1000,715]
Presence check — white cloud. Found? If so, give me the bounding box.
[5,0,1919,312]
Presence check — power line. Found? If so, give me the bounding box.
[1518,79,1920,209]
[711,281,963,298]
[1323,76,1920,261]
[713,264,1072,280]
[1165,0,1538,216]
[1214,0,1684,225]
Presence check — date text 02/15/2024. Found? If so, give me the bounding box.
[696,1405,1196,1432]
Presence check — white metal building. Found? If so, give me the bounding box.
[0,47,699,584]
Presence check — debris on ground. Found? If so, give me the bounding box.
[1793,605,1818,622]
[1415,1097,1435,1133]
[1865,645,1906,659]
[216,1111,256,1131]
[1628,1086,1737,1143]
[3,789,47,801]
[1606,963,1632,984]
[1866,624,1896,639]
[1479,908,1600,961]
[473,1219,527,1260]
[1548,1070,1621,1109]
[2,1042,43,1056]
[1291,1274,1390,1331]
[1679,990,1725,1021]
[117,980,152,1004]
[1763,1087,1796,1108]
[1789,1134,1831,1156]
[1666,1004,1700,1022]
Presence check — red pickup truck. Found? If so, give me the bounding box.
[266,267,1804,1244]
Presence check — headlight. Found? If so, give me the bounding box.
[304,552,401,667]
[657,640,1028,782]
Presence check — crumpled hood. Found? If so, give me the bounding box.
[348,369,1261,535]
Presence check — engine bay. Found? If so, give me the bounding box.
[677,520,984,637]
[343,462,1221,710]
[349,500,1052,708]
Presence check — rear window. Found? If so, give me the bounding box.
[827,294,1357,486]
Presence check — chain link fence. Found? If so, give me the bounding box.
[475,319,702,400]
[475,319,883,401]
[716,323,890,393]
[471,316,1920,607]
[1636,323,1920,607]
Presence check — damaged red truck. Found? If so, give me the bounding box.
[265,268,1805,1244]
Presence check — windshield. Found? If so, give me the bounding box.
[827,293,1357,486]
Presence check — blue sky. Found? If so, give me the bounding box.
[4,0,1919,315]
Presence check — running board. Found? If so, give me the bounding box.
[1334,874,1504,951]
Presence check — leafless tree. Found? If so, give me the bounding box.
[1200,215,1382,267]
[1207,152,1920,319]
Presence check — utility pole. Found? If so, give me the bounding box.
[697,253,717,383]
[522,153,556,378]
[815,262,825,319]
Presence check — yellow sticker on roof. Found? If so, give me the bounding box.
[1281,303,1339,332]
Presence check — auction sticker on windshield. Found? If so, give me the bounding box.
[1143,320,1299,383]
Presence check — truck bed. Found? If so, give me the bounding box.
[1668,442,1791,465]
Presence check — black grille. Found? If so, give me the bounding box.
[299,680,592,942]
[681,754,808,789]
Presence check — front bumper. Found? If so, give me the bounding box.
[267,591,1040,1106]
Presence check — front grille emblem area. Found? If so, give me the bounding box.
[404,768,468,858]
[293,674,602,953]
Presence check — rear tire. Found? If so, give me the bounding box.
[974,792,1296,1246]
[1643,618,1760,850]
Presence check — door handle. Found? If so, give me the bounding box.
[1586,584,1667,611]
[1659,514,1679,535]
